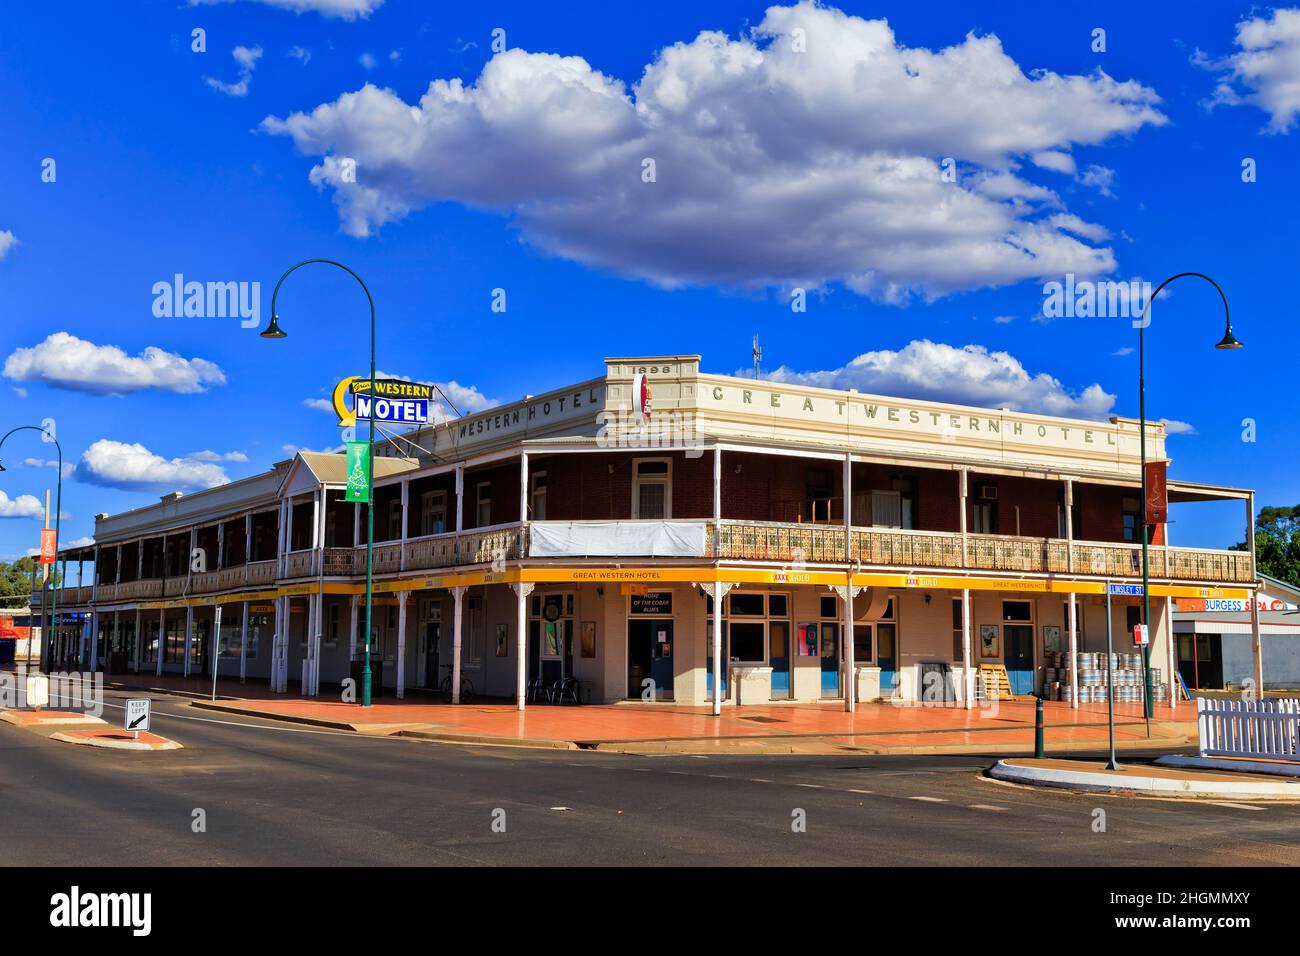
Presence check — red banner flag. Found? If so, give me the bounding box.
[39,528,57,565]
[1144,460,1167,526]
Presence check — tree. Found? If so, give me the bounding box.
[1235,505,1300,588]
[0,556,63,608]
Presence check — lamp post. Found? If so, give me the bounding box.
[261,259,377,708]
[0,425,64,672]
[1135,272,1242,719]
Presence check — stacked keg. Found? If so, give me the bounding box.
[1042,651,1168,703]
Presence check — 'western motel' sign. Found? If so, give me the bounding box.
[332,377,433,427]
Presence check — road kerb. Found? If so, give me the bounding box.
[988,758,1300,799]
[48,728,182,751]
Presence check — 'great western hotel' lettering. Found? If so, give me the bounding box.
[706,386,1117,446]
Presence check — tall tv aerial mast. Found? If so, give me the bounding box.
[752,334,762,379]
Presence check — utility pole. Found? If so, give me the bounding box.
[752,334,762,379]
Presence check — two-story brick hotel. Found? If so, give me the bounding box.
[38,355,1259,713]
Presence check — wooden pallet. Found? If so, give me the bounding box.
[977,664,1015,700]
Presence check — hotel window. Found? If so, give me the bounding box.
[952,597,964,660]
[973,483,998,534]
[326,603,340,646]
[530,471,548,520]
[466,594,485,669]
[632,458,671,519]
[420,491,447,536]
[386,499,403,541]
[723,591,787,665]
[476,482,492,527]
[1122,496,1141,543]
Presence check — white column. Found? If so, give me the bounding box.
[275,597,287,692]
[511,582,534,710]
[88,609,98,670]
[1064,478,1075,573]
[712,446,722,557]
[1250,593,1263,698]
[1248,492,1263,696]
[451,586,466,704]
[1164,595,1176,710]
[839,582,861,712]
[115,545,122,584]
[285,497,295,570]
[244,513,253,566]
[700,581,734,716]
[306,591,320,696]
[961,588,973,708]
[399,480,410,571]
[188,528,197,575]
[842,452,854,711]
[958,468,969,566]
[132,609,142,672]
[396,591,409,699]
[156,608,165,676]
[137,541,144,580]
[1068,592,1079,710]
[519,452,529,521]
[347,593,360,662]
[217,522,225,571]
[239,601,248,684]
[310,490,321,576]
[455,466,465,534]
[184,605,194,677]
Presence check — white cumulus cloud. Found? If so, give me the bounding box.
[0,492,44,519]
[262,1,1163,302]
[0,230,17,260]
[3,332,226,395]
[206,45,264,97]
[761,339,1118,420]
[77,440,231,492]
[1200,8,1300,132]
[190,0,381,19]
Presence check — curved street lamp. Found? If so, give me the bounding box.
[1134,272,1242,719]
[261,259,377,707]
[0,425,64,672]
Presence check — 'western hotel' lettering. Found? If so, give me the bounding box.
[708,386,1115,445]
[459,389,602,438]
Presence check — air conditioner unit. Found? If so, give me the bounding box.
[977,484,998,500]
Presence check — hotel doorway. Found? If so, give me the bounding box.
[627,590,673,700]
[627,620,673,700]
[1002,600,1035,695]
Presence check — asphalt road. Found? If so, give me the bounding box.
[4,689,1299,866]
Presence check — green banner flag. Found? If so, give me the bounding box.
[345,440,371,503]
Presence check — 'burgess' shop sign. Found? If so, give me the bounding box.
[1175,597,1297,613]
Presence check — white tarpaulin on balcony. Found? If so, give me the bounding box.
[528,520,709,558]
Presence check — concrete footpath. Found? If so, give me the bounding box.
[183,694,1196,756]
[989,757,1300,799]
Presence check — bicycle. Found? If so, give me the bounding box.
[438,663,474,703]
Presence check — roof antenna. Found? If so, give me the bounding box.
[752,334,762,379]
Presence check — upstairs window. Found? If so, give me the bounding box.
[476,482,492,527]
[972,482,998,534]
[632,459,670,519]
[530,471,548,520]
[1122,496,1141,543]
[420,491,447,536]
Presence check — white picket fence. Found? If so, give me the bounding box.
[1197,698,1300,761]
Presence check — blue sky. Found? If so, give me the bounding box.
[0,0,1295,560]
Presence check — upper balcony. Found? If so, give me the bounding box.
[709,521,1253,583]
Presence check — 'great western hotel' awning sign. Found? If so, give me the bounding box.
[332,376,433,427]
